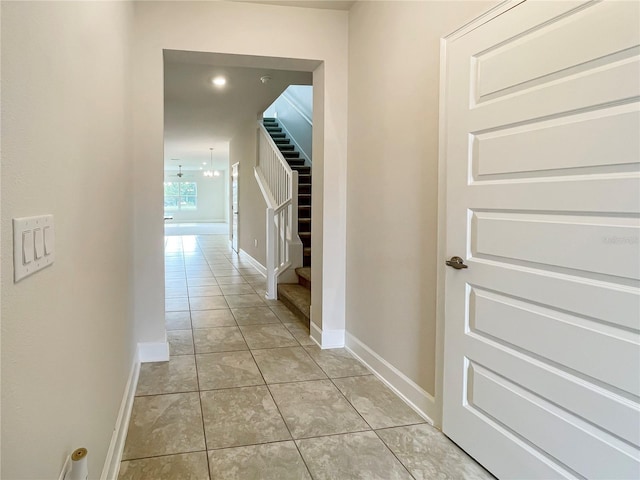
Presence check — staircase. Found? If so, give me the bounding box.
[262,118,311,267]
[278,267,312,324]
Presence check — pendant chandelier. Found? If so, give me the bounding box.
[203,147,214,177]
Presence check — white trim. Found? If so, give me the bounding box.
[278,120,311,166]
[442,0,523,42]
[100,351,141,480]
[434,33,450,431]
[434,0,525,430]
[239,248,267,277]
[310,321,322,346]
[282,91,313,126]
[137,341,169,363]
[253,167,277,209]
[346,333,436,425]
[310,322,345,349]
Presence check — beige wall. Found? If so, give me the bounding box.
[346,0,495,421]
[1,1,134,478]
[131,1,348,345]
[230,119,268,265]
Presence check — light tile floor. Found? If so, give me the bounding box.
[119,234,494,480]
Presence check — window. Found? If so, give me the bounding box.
[164,182,197,211]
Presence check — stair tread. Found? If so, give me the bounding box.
[277,284,311,320]
[296,267,311,283]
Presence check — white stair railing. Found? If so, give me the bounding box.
[254,121,303,299]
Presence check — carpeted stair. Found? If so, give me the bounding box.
[277,267,311,324]
[263,117,311,267]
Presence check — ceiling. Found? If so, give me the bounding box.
[164,50,314,175]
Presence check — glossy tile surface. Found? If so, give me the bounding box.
[224,293,266,308]
[120,234,491,479]
[297,431,413,480]
[189,295,229,311]
[200,386,291,449]
[136,355,198,396]
[252,347,326,383]
[283,321,314,345]
[122,392,205,460]
[239,324,298,349]
[196,351,264,390]
[219,283,256,295]
[269,380,369,438]
[193,326,247,353]
[304,345,370,378]
[207,442,312,480]
[165,297,190,312]
[377,424,495,480]
[168,329,195,355]
[191,309,236,329]
[270,305,301,323]
[165,311,191,330]
[119,452,209,480]
[188,285,223,297]
[333,375,425,429]
[231,306,280,325]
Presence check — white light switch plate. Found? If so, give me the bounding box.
[13,215,55,282]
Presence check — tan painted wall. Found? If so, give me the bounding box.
[230,119,268,265]
[1,2,134,477]
[131,1,348,345]
[346,0,495,411]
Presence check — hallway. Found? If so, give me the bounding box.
[118,234,492,479]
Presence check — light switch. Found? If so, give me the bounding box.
[13,214,55,282]
[34,228,44,259]
[43,226,54,256]
[22,231,34,264]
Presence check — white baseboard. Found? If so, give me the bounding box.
[239,249,267,277]
[310,322,345,349]
[346,333,436,425]
[100,351,141,480]
[137,341,169,363]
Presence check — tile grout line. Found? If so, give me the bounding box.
[237,323,316,479]
[185,238,213,480]
[303,344,420,479]
[155,235,427,478]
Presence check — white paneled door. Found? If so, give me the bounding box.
[442,1,640,478]
[231,162,239,253]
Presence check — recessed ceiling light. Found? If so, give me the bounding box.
[212,76,226,87]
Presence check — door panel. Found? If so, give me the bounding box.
[472,211,640,279]
[443,1,640,478]
[231,162,239,253]
[475,1,640,101]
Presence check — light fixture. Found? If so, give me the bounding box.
[212,76,226,87]
[213,170,221,177]
[203,148,214,177]
[260,75,272,84]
